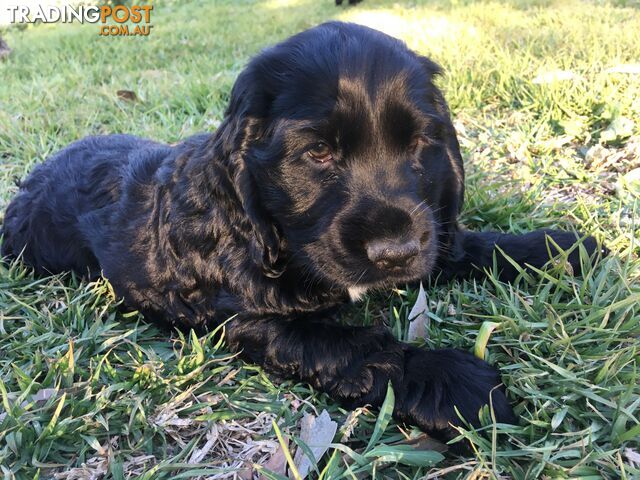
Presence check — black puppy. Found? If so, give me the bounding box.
[2,22,600,441]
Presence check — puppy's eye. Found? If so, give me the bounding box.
[307,142,333,163]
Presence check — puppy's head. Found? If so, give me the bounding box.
[222,22,464,292]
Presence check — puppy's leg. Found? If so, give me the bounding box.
[438,229,604,282]
[226,315,516,441]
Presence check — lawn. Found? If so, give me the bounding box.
[1,0,639,478]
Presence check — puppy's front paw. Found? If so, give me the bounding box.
[396,347,516,441]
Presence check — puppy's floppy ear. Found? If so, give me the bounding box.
[417,55,465,247]
[221,66,286,278]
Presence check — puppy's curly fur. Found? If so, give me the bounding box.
[1,22,602,441]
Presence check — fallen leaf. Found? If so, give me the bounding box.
[259,439,288,479]
[601,116,634,144]
[407,282,429,341]
[617,167,640,198]
[117,90,138,102]
[292,410,337,479]
[0,388,59,422]
[624,447,640,467]
[31,388,59,403]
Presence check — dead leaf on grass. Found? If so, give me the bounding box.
[258,437,289,479]
[292,409,338,479]
[116,90,138,102]
[407,282,429,341]
[624,447,640,468]
[0,387,60,422]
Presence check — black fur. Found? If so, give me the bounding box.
[1,22,603,442]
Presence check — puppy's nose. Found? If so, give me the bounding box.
[366,238,419,270]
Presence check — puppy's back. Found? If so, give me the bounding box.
[1,134,168,276]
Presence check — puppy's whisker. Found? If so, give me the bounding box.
[410,199,428,216]
[352,268,368,287]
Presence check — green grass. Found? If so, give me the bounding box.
[1,0,639,478]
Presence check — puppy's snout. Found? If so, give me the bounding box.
[366,238,420,270]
